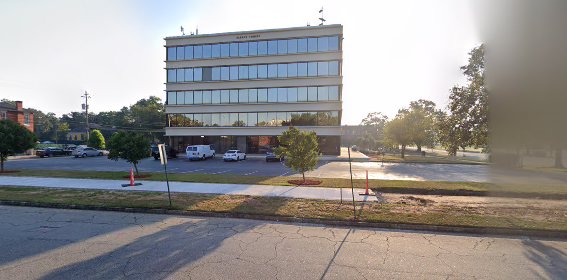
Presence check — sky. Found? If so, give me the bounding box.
[0,0,480,125]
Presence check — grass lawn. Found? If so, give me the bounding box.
[0,186,565,232]
[369,154,488,165]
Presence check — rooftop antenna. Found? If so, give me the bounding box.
[180,26,185,35]
[318,6,326,26]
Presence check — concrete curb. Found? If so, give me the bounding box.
[1,200,565,239]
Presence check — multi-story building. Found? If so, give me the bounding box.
[0,100,34,132]
[164,24,343,154]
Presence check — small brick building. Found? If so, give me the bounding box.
[0,101,34,133]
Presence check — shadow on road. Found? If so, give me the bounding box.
[522,239,567,279]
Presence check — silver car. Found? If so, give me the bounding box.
[73,147,102,158]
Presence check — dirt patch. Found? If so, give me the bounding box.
[122,174,152,179]
[288,179,322,186]
[0,170,21,174]
[399,195,435,206]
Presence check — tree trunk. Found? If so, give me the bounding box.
[302,172,305,183]
[555,148,564,169]
[401,144,406,159]
[1,158,4,173]
[416,145,422,152]
[133,163,140,176]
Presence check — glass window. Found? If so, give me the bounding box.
[202,90,212,104]
[308,62,318,76]
[239,42,248,56]
[167,92,176,104]
[288,63,297,77]
[268,88,278,102]
[248,89,258,103]
[267,40,277,55]
[202,67,212,81]
[258,65,268,78]
[329,86,339,100]
[194,91,203,104]
[212,90,221,104]
[184,46,193,60]
[211,44,220,58]
[288,88,298,102]
[288,39,298,53]
[267,112,277,126]
[230,113,239,126]
[318,37,329,51]
[221,113,230,126]
[230,66,238,80]
[329,36,339,51]
[298,87,308,101]
[257,41,267,55]
[230,43,238,57]
[278,39,287,54]
[185,91,193,104]
[277,64,287,78]
[176,47,184,60]
[230,90,238,103]
[203,45,212,58]
[202,114,212,126]
[268,64,277,78]
[308,38,318,52]
[258,89,268,102]
[221,43,230,57]
[318,61,329,76]
[167,47,176,61]
[277,112,287,126]
[194,68,202,81]
[167,69,176,82]
[329,61,339,76]
[221,90,230,103]
[193,114,203,126]
[185,68,193,82]
[212,67,221,80]
[298,38,307,53]
[298,63,307,76]
[239,113,248,126]
[239,66,249,79]
[177,91,186,104]
[278,88,287,102]
[308,87,318,101]
[239,89,248,103]
[318,87,329,101]
[248,65,258,79]
[212,113,220,126]
[248,113,257,126]
[257,112,268,126]
[221,67,229,81]
[248,41,258,56]
[176,69,184,82]
[194,45,202,59]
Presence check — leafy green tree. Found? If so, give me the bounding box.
[358,112,388,151]
[56,122,70,142]
[87,129,106,149]
[107,131,149,176]
[384,116,412,158]
[398,100,438,152]
[275,127,319,182]
[0,120,37,172]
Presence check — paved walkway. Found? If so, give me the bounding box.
[0,176,376,202]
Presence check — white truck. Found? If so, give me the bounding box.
[186,145,215,160]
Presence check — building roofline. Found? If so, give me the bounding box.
[164,24,342,40]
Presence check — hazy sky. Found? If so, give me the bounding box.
[0,0,479,125]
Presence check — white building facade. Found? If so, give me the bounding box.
[164,24,343,154]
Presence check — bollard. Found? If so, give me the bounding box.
[359,170,375,196]
[129,168,135,186]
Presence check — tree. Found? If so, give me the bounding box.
[88,129,106,149]
[384,116,412,158]
[359,112,388,151]
[0,120,37,172]
[107,131,149,176]
[398,100,438,152]
[275,127,319,182]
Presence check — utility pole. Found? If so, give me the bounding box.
[82,91,91,141]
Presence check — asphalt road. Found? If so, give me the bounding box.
[4,156,490,182]
[0,206,565,279]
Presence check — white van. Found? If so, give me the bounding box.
[186,145,215,160]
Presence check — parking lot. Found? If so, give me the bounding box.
[4,155,490,182]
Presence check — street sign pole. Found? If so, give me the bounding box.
[158,144,172,207]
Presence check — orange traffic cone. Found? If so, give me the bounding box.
[129,168,135,186]
[359,170,375,196]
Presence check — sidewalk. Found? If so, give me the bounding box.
[0,176,377,202]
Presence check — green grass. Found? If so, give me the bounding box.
[369,154,488,165]
[0,186,565,232]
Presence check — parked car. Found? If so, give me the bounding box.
[151,145,177,160]
[36,147,67,158]
[223,150,246,162]
[72,147,101,158]
[63,145,77,156]
[265,151,284,162]
[186,145,215,160]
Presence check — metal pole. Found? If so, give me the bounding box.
[348,147,356,220]
[164,162,172,207]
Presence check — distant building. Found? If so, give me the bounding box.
[66,129,88,142]
[0,101,34,132]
